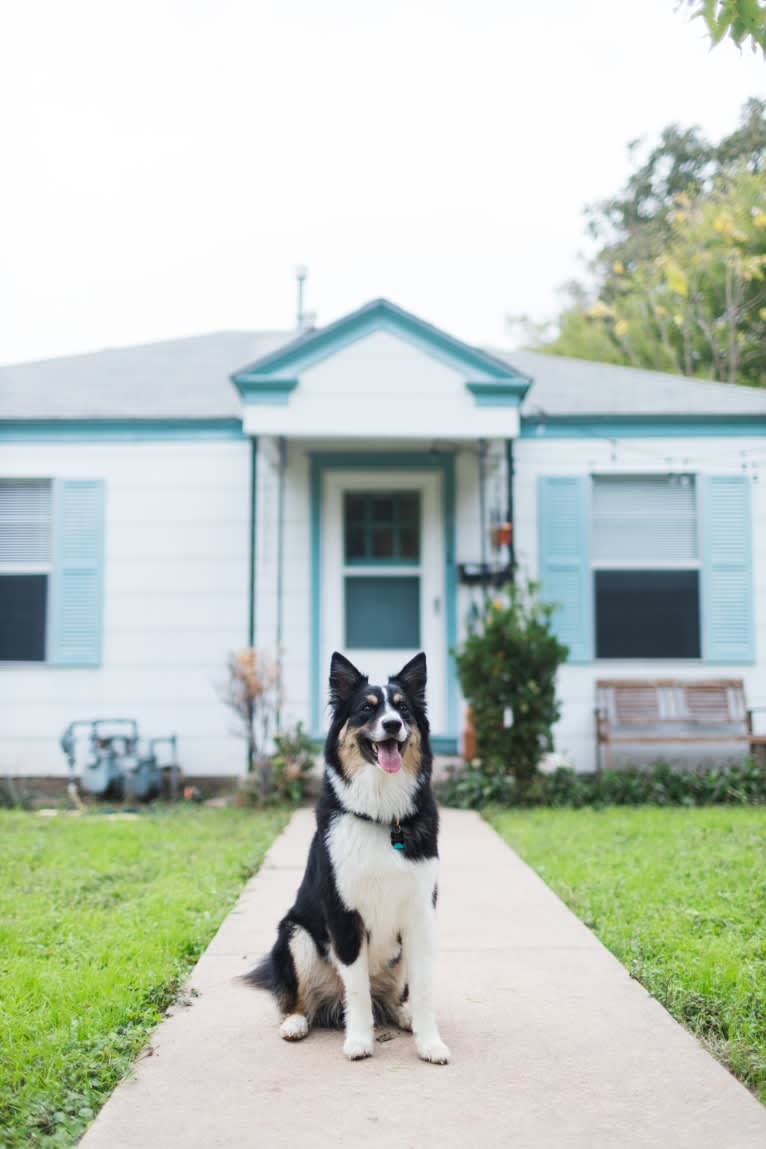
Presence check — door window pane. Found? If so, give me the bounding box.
[343,491,421,563]
[371,527,395,559]
[345,576,420,648]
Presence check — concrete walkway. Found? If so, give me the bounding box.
[80,809,766,1148]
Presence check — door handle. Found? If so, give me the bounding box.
[433,596,441,616]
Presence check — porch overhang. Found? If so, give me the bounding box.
[240,406,520,438]
[231,298,530,441]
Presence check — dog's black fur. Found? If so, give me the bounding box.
[245,650,441,1042]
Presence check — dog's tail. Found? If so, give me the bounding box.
[242,952,274,989]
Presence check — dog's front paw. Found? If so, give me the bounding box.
[395,1004,413,1031]
[416,1035,450,1064]
[280,1014,309,1041]
[343,1033,374,1060]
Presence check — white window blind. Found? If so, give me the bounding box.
[0,479,53,564]
[592,476,698,566]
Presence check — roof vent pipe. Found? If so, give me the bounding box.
[295,265,316,333]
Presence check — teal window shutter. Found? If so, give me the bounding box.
[538,476,592,662]
[48,480,105,666]
[701,475,754,662]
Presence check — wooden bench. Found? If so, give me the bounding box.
[595,679,766,771]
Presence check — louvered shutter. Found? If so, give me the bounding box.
[700,476,754,662]
[48,480,105,666]
[538,477,593,662]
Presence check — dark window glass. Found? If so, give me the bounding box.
[595,570,700,659]
[371,495,394,524]
[398,491,419,523]
[399,525,419,559]
[345,526,366,561]
[0,574,47,661]
[343,491,420,563]
[345,493,366,522]
[345,576,420,649]
[371,527,394,559]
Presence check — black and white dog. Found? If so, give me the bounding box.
[246,650,449,1064]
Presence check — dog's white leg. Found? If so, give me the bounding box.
[279,1013,309,1041]
[405,909,450,1064]
[334,941,375,1060]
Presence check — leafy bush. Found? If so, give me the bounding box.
[439,758,766,810]
[270,723,317,803]
[235,722,316,806]
[455,580,569,784]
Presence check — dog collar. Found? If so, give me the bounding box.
[348,809,406,850]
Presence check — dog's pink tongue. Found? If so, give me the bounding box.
[378,740,402,774]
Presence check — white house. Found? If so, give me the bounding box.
[2,298,766,778]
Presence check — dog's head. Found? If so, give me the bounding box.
[326,651,430,780]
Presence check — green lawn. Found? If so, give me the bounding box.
[0,806,289,1149]
[488,806,766,1103]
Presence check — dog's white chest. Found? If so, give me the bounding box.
[326,814,437,969]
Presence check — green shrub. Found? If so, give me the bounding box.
[439,758,766,810]
[235,722,316,806]
[455,580,569,784]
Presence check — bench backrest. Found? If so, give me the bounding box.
[596,679,747,734]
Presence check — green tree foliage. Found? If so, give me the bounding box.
[684,0,766,54]
[455,580,569,785]
[532,100,766,386]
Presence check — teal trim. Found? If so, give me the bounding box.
[234,379,298,405]
[466,381,528,407]
[310,450,458,739]
[310,457,322,732]
[232,298,532,391]
[521,415,766,439]
[700,475,755,663]
[0,419,247,442]
[537,476,593,663]
[48,479,105,667]
[247,437,257,648]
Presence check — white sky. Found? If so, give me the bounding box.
[1,0,764,365]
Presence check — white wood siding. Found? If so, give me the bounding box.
[515,435,766,772]
[0,440,251,777]
[241,331,520,439]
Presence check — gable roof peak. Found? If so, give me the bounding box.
[231,296,532,389]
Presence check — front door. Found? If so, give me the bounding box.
[321,470,446,732]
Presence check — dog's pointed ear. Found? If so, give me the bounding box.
[329,651,367,709]
[391,652,427,709]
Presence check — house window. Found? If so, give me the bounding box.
[343,490,422,649]
[344,491,420,564]
[592,476,700,659]
[0,479,53,661]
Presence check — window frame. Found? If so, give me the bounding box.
[590,473,702,662]
[0,478,53,664]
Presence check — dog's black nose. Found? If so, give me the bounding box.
[383,718,402,735]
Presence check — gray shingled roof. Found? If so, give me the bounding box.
[500,349,766,417]
[0,332,291,419]
[2,330,766,421]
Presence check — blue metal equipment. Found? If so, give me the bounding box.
[60,719,180,801]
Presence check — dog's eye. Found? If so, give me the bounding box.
[360,702,374,714]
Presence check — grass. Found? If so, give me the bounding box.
[0,805,289,1149]
[487,806,766,1103]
